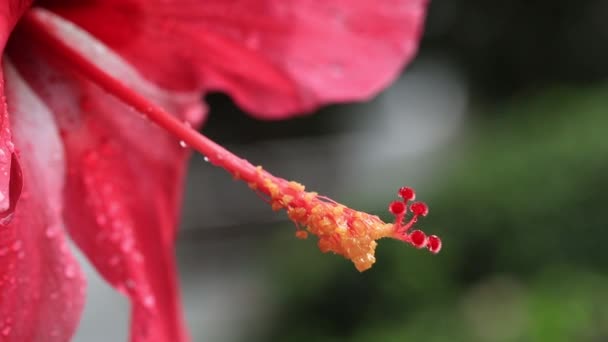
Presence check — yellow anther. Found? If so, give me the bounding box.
[254,174,404,272]
[295,230,308,239]
[288,181,305,192]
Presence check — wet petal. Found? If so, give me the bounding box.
[0,60,85,342]
[0,0,33,224]
[9,12,199,342]
[44,0,428,118]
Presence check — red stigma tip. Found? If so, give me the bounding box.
[410,202,429,216]
[398,186,416,201]
[427,235,442,254]
[389,201,406,215]
[409,230,427,248]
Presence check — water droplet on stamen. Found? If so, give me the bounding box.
[203,156,209,163]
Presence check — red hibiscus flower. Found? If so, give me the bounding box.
[0,0,432,341]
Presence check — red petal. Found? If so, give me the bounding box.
[0,61,85,342]
[0,1,34,224]
[0,1,32,42]
[9,12,202,341]
[44,0,428,118]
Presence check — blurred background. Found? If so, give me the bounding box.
[74,1,608,341]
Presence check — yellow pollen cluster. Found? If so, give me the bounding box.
[252,172,395,272]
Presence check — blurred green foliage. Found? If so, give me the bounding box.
[259,86,608,342]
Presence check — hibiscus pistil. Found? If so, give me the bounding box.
[22,9,441,272]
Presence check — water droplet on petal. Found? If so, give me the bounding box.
[120,240,134,253]
[329,63,344,78]
[245,33,261,49]
[179,140,188,148]
[95,214,108,225]
[142,295,156,308]
[182,103,207,125]
[125,279,136,289]
[45,225,58,238]
[132,251,144,263]
[11,240,22,252]
[64,265,76,279]
[108,256,120,266]
[0,154,23,227]
[1,325,11,336]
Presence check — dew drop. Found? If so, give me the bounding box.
[45,225,58,238]
[132,251,144,263]
[203,156,209,163]
[108,256,120,266]
[183,104,206,125]
[11,240,22,252]
[58,241,69,254]
[64,265,76,279]
[142,295,156,308]
[124,279,136,289]
[245,33,261,49]
[1,325,11,336]
[108,201,120,215]
[95,214,108,225]
[179,140,188,148]
[329,63,344,78]
[120,240,134,253]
